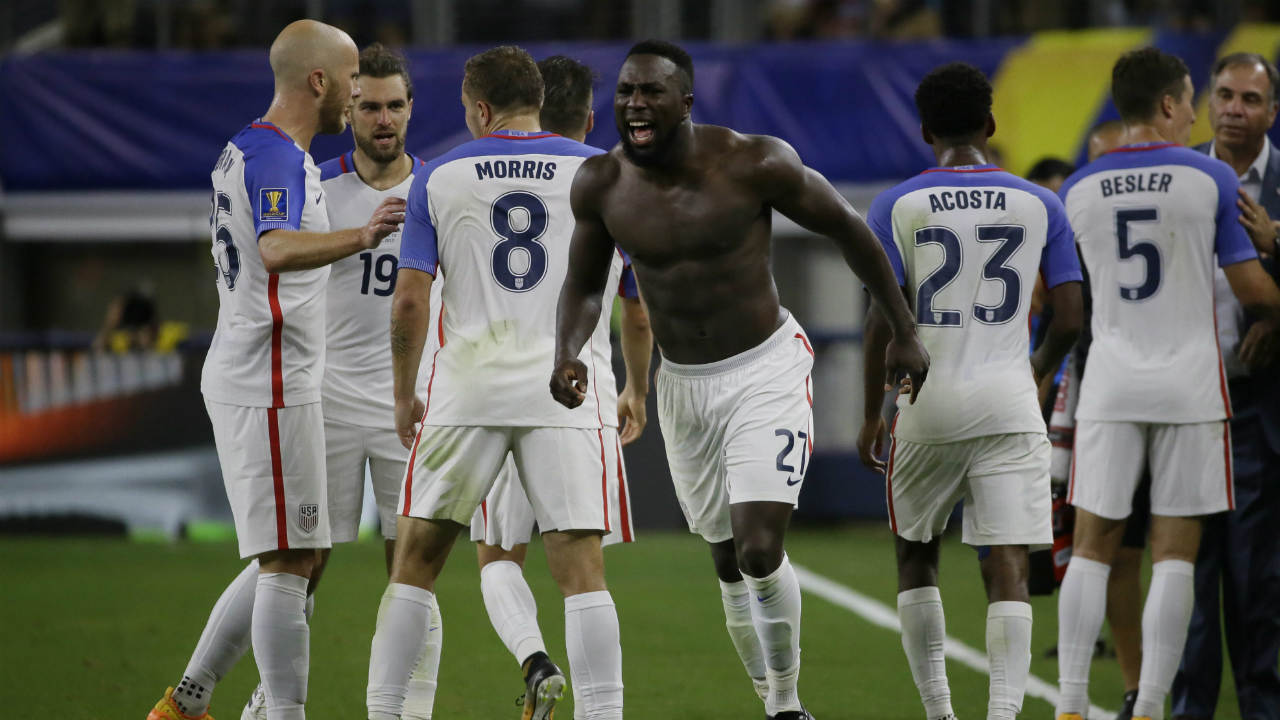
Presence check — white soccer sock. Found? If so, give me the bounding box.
[742,556,803,716]
[1133,560,1195,720]
[367,583,433,719]
[897,586,954,720]
[719,579,770,701]
[173,560,259,717]
[986,601,1032,720]
[252,572,310,720]
[564,591,623,720]
[403,598,443,720]
[480,560,547,666]
[1056,556,1111,716]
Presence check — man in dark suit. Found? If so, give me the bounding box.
[1176,51,1280,720]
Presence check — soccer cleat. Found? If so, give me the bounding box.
[1056,715,1086,720]
[1114,690,1137,720]
[1132,717,1153,720]
[239,683,266,720]
[147,687,214,720]
[518,658,566,720]
[772,706,815,720]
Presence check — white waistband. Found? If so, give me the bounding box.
[659,311,803,378]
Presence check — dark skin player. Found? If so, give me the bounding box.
[551,51,929,585]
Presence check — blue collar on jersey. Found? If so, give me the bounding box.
[1104,142,1180,155]
[482,130,561,140]
[921,163,1003,174]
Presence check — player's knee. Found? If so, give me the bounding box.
[735,541,783,578]
[257,548,319,577]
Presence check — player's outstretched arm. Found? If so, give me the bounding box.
[858,298,894,473]
[752,136,929,398]
[552,158,620,409]
[1223,258,1280,324]
[617,294,653,445]
[1031,281,1083,386]
[390,268,432,448]
[259,196,405,273]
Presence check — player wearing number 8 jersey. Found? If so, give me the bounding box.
[366,46,624,720]
[859,62,1083,720]
[1053,47,1280,720]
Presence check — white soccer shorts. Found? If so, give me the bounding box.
[401,425,609,534]
[886,431,1053,548]
[324,418,407,543]
[205,399,330,559]
[656,313,815,544]
[468,426,636,550]
[1070,420,1234,519]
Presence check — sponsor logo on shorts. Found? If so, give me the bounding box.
[298,504,319,534]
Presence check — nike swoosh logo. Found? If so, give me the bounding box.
[315,193,323,204]
[786,476,802,486]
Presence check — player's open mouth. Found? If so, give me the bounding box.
[628,121,655,146]
[373,132,396,147]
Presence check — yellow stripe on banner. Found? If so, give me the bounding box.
[1189,23,1280,147]
[991,28,1151,176]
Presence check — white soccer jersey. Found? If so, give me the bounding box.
[399,131,607,428]
[201,121,331,408]
[1060,143,1257,423]
[868,165,1083,444]
[317,151,435,429]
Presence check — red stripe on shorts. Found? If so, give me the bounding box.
[401,415,426,516]
[267,274,284,408]
[885,414,899,534]
[267,407,289,550]
[615,434,632,542]
[1224,420,1235,511]
[587,337,610,532]
[1068,427,1079,505]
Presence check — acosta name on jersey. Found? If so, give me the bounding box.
[475,159,557,181]
[928,189,1007,213]
[1099,171,1173,198]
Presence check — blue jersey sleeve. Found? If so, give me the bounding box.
[1212,166,1258,267]
[1038,192,1084,288]
[243,141,307,238]
[618,248,639,299]
[867,191,906,286]
[399,170,439,276]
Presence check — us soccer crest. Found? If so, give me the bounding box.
[260,188,289,221]
[298,504,319,534]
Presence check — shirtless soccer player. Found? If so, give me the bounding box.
[147,20,405,720]
[552,40,930,720]
[465,54,654,719]
[238,43,441,720]
[858,62,1083,720]
[366,46,624,720]
[1055,47,1280,720]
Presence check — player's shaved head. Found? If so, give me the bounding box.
[269,19,358,91]
[1087,120,1125,161]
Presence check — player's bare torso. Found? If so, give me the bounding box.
[582,125,786,364]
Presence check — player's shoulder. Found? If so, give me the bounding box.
[230,121,305,165]
[1063,143,1227,198]
[317,151,355,182]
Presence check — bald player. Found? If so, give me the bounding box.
[146,21,404,720]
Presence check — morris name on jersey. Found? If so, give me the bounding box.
[869,165,1082,444]
[400,131,610,429]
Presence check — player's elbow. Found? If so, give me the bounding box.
[258,235,288,273]
[622,299,650,334]
[1225,261,1280,321]
[1048,281,1084,342]
[390,288,427,322]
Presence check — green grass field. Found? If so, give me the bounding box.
[0,525,1245,719]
